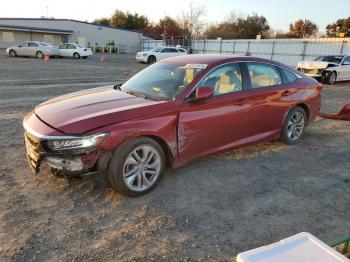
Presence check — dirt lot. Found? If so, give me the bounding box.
[0,52,349,261]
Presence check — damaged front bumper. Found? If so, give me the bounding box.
[24,129,111,180]
[296,67,324,78]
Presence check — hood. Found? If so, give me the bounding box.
[34,86,164,134]
[297,60,337,70]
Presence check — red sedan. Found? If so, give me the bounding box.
[23,55,322,196]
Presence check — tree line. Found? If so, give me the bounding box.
[93,7,350,40]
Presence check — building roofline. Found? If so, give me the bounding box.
[0,24,73,34]
[0,17,142,34]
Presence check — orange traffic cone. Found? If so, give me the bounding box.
[100,56,105,63]
[44,55,50,62]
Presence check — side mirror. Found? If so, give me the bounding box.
[195,87,214,101]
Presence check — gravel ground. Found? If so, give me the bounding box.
[0,52,349,261]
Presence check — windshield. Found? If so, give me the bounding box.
[120,62,205,101]
[314,56,343,64]
[151,47,162,52]
[77,44,84,48]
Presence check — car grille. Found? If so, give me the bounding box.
[300,68,317,74]
[24,131,42,172]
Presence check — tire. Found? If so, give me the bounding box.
[107,137,165,197]
[36,51,44,59]
[9,50,17,57]
[147,55,156,64]
[327,71,337,85]
[280,107,307,145]
[73,52,80,59]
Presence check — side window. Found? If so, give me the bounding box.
[247,63,282,88]
[59,44,67,49]
[28,42,38,47]
[280,68,298,84]
[19,43,29,47]
[343,56,350,64]
[68,44,76,49]
[178,48,186,53]
[162,48,178,53]
[197,63,242,96]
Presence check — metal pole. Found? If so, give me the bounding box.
[219,39,223,53]
[203,39,206,54]
[340,39,346,55]
[301,41,307,61]
[271,41,276,59]
[232,41,235,54]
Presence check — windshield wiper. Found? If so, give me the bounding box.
[113,83,123,90]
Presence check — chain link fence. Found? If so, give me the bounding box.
[142,38,350,66]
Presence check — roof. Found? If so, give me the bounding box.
[161,54,278,65]
[0,18,142,34]
[0,24,73,34]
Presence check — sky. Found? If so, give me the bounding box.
[0,0,349,32]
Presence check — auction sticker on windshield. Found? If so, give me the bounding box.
[184,64,208,69]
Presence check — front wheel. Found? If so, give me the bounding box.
[9,50,17,57]
[107,137,165,197]
[147,55,156,64]
[280,107,307,145]
[327,71,337,85]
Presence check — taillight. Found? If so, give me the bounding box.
[316,84,323,91]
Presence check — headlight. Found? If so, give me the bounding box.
[46,133,109,151]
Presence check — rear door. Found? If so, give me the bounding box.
[241,62,296,139]
[178,62,252,163]
[27,42,39,57]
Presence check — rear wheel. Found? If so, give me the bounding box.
[280,107,307,145]
[9,50,17,57]
[327,71,337,85]
[73,52,80,59]
[36,51,44,59]
[107,137,165,197]
[147,55,156,64]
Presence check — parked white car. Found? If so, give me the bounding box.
[6,41,60,58]
[59,43,93,59]
[297,55,350,84]
[136,46,187,64]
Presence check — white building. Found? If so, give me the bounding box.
[0,18,145,53]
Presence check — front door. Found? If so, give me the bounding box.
[178,62,252,163]
[16,42,29,56]
[337,56,350,80]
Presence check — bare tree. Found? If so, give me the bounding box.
[178,1,207,52]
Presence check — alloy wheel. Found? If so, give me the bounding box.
[287,111,305,141]
[122,144,161,192]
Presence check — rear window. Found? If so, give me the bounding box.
[280,68,299,84]
[177,48,186,53]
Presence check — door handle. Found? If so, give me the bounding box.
[281,90,292,97]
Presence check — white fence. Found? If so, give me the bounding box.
[142,38,350,66]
